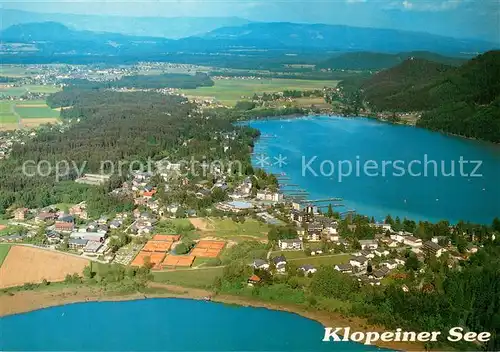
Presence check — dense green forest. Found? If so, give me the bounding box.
[62,72,214,90]
[0,88,257,215]
[342,50,500,142]
[317,51,466,70]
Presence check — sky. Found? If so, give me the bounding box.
[1,0,499,42]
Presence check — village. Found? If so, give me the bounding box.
[0,153,485,291]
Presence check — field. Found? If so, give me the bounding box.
[189,217,269,241]
[0,99,60,130]
[0,84,61,97]
[0,246,89,289]
[0,244,11,266]
[179,78,339,106]
[152,267,223,288]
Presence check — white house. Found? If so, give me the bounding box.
[374,249,390,257]
[349,256,369,269]
[334,264,353,273]
[381,260,398,270]
[278,239,303,251]
[403,236,423,248]
[299,264,317,275]
[359,239,378,250]
[252,259,270,270]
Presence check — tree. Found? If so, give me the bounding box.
[327,204,334,218]
[405,253,420,272]
[367,262,373,274]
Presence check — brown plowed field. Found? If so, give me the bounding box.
[0,246,89,289]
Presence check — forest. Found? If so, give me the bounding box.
[0,88,257,215]
[343,50,500,143]
[62,72,214,90]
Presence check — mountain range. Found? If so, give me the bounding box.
[2,20,498,56]
[0,9,250,39]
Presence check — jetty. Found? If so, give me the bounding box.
[298,198,343,204]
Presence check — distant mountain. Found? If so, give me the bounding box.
[358,51,500,142]
[317,51,467,71]
[0,9,251,39]
[200,22,497,55]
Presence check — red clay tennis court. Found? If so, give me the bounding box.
[130,251,165,268]
[161,255,195,268]
[142,240,173,252]
[190,240,226,258]
[152,234,181,242]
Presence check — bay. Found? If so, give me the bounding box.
[248,116,500,224]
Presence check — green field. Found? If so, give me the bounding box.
[208,218,270,239]
[180,78,339,106]
[152,267,223,288]
[0,84,61,97]
[0,101,18,124]
[0,244,11,267]
[15,105,60,119]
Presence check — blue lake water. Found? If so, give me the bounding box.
[0,298,382,351]
[248,116,500,224]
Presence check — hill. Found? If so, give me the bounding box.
[201,22,496,55]
[317,51,466,71]
[0,9,250,39]
[358,51,500,142]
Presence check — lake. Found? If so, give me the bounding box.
[0,298,381,351]
[248,116,500,224]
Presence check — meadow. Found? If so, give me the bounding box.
[190,217,270,240]
[0,99,60,130]
[152,267,223,288]
[0,244,11,267]
[0,85,61,97]
[179,78,338,106]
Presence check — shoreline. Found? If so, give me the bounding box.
[0,283,425,351]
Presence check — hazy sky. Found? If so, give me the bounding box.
[1,0,499,42]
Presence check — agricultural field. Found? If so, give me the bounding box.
[152,266,223,288]
[0,84,61,97]
[0,246,89,289]
[179,78,339,106]
[0,99,60,130]
[0,244,11,267]
[0,101,18,126]
[189,217,270,240]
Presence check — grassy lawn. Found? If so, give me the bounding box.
[208,218,270,239]
[270,250,309,259]
[152,267,223,288]
[288,254,350,267]
[180,78,339,106]
[0,244,12,267]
